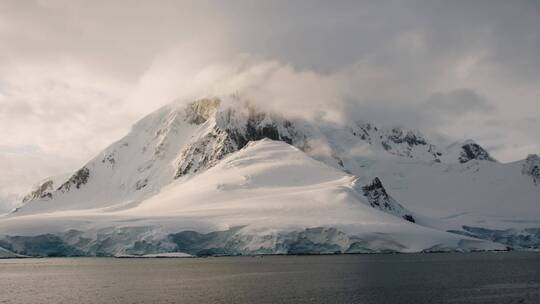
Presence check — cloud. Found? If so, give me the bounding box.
[0,62,136,210]
[0,63,133,156]
[424,89,495,116]
[124,49,537,163]
[0,144,74,213]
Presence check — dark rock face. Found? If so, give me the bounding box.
[522,154,540,184]
[459,142,495,163]
[174,128,236,178]
[362,125,441,161]
[361,177,415,223]
[388,128,427,146]
[403,214,416,223]
[380,128,436,159]
[175,105,300,179]
[58,167,90,192]
[381,141,392,152]
[362,177,393,209]
[224,112,293,149]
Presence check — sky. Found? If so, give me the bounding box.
[1,0,539,210]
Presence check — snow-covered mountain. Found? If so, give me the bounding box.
[7,96,443,215]
[1,96,537,256]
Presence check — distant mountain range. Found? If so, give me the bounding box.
[1,95,538,257]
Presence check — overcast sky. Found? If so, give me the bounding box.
[1,0,539,208]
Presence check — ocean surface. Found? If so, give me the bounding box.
[1,252,539,304]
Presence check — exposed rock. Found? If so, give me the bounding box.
[175,102,301,178]
[403,214,416,223]
[360,177,415,222]
[58,167,90,192]
[388,128,427,146]
[101,151,116,167]
[459,141,495,163]
[352,121,373,142]
[22,180,54,203]
[176,99,448,181]
[174,128,235,178]
[522,154,540,184]
[380,128,440,160]
[354,122,441,161]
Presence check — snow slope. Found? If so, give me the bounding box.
[0,140,503,256]
[352,156,540,230]
[12,103,201,215]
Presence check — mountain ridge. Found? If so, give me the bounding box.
[2,95,538,256]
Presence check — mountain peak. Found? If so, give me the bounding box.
[442,139,496,164]
[184,97,221,124]
[458,140,496,163]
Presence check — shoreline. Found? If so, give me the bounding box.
[1,248,526,260]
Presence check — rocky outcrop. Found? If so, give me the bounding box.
[458,141,495,163]
[360,177,415,223]
[522,154,540,184]
[387,128,427,146]
[21,173,71,203]
[174,128,236,178]
[175,103,302,178]
[354,121,442,161]
[22,180,54,203]
[58,167,90,193]
[177,99,451,180]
